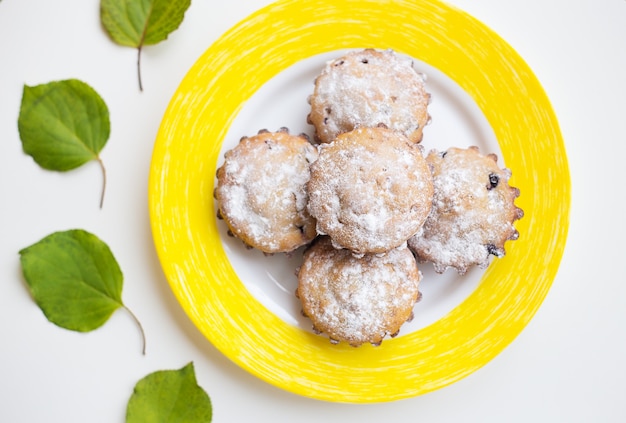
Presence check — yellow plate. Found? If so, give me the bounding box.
[149,0,570,402]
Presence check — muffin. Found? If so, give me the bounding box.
[307,126,434,255]
[296,237,422,347]
[307,48,431,144]
[215,128,319,254]
[408,146,524,274]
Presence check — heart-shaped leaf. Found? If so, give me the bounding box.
[126,362,213,422]
[19,229,146,354]
[18,79,110,208]
[100,0,192,91]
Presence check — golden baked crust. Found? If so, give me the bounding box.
[215,128,319,254]
[296,237,421,347]
[307,126,434,255]
[307,49,431,144]
[408,146,524,274]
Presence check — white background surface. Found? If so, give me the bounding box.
[1,0,625,422]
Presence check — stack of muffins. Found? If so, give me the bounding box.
[214,49,523,347]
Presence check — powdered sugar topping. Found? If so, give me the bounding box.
[307,127,434,254]
[216,132,318,252]
[409,147,520,273]
[310,49,430,143]
[298,238,421,346]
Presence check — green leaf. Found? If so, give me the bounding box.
[18,79,110,208]
[100,0,192,91]
[19,229,146,354]
[126,362,213,423]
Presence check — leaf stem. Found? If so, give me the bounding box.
[124,305,147,355]
[97,156,107,209]
[137,45,143,92]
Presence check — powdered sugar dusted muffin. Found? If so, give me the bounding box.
[408,146,524,274]
[307,126,434,255]
[296,236,422,347]
[215,128,319,254]
[307,48,431,144]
